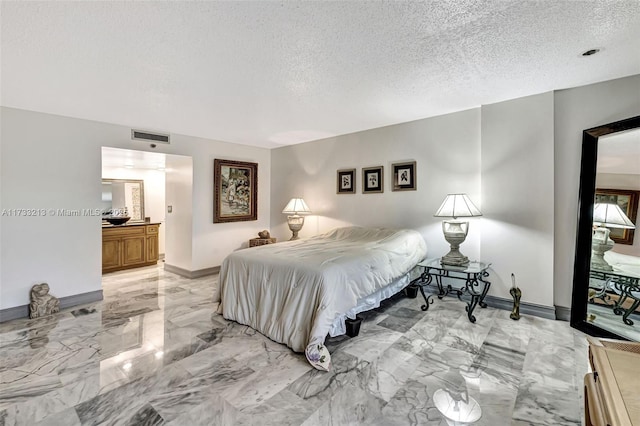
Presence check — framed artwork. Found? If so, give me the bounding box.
[392,161,417,191]
[595,188,639,244]
[214,159,258,223]
[337,169,356,194]
[362,166,384,194]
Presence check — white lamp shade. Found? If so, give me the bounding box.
[593,203,636,229]
[282,198,311,215]
[434,194,482,219]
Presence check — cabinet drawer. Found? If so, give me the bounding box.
[103,226,146,237]
[146,225,159,235]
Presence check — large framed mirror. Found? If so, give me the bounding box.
[101,179,145,223]
[571,116,640,340]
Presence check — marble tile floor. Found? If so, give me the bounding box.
[0,265,591,425]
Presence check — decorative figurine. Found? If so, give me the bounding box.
[29,283,60,319]
[510,273,521,321]
[258,230,271,239]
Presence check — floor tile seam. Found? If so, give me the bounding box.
[516,371,577,393]
[0,367,64,389]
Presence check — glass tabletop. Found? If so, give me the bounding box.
[590,265,640,280]
[417,258,491,273]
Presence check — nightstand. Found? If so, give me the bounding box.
[249,238,276,247]
[410,258,491,323]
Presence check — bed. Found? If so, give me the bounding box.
[215,226,427,371]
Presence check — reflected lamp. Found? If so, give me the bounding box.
[282,198,311,240]
[434,194,482,266]
[591,203,635,271]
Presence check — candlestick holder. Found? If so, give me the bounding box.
[510,273,521,321]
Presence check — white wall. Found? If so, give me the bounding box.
[0,107,270,311]
[271,96,558,308]
[1,109,103,309]
[554,74,640,308]
[481,92,555,306]
[102,166,167,255]
[165,155,193,270]
[271,108,482,268]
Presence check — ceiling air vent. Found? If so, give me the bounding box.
[131,129,170,144]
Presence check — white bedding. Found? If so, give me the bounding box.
[215,226,427,369]
[605,251,640,277]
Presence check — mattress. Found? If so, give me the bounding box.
[215,226,427,370]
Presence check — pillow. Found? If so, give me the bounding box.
[305,343,331,372]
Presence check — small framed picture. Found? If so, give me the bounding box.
[337,169,356,194]
[362,166,384,194]
[392,161,416,191]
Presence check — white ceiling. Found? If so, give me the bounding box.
[2,1,640,149]
[101,147,166,170]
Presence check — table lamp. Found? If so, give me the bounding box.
[282,198,311,240]
[434,194,482,266]
[591,203,635,271]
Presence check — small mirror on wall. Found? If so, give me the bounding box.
[102,179,145,223]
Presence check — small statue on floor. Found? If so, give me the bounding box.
[29,283,60,319]
[510,273,521,321]
[258,230,271,239]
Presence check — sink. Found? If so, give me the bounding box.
[105,217,131,226]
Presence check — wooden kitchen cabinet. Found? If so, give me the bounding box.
[102,223,161,273]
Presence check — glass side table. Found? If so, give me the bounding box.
[589,268,640,325]
[410,258,492,323]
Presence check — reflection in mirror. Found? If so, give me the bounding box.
[571,116,640,342]
[101,179,145,222]
[432,343,486,424]
[588,127,640,341]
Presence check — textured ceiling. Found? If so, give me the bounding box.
[2,1,640,149]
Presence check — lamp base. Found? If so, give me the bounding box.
[591,226,614,271]
[441,251,470,267]
[440,220,470,267]
[287,215,305,240]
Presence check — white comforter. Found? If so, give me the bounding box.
[216,226,427,366]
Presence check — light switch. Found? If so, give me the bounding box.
[167,205,172,213]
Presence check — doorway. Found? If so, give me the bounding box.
[100,147,194,275]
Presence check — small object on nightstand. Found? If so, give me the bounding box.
[258,230,271,239]
[249,233,277,247]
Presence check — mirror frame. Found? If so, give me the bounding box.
[101,178,146,223]
[571,115,640,339]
